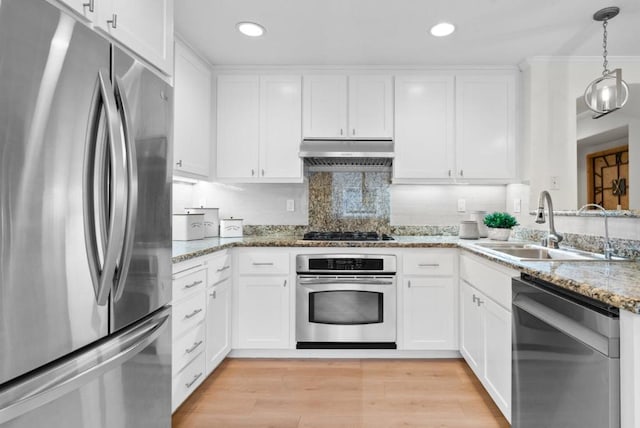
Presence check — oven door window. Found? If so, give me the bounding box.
[309,290,383,325]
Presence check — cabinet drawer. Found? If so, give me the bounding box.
[172,265,207,302]
[403,251,456,276]
[172,322,205,376]
[238,252,289,275]
[208,251,232,285]
[172,291,206,337]
[172,352,206,412]
[459,254,516,309]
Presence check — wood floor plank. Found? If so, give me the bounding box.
[172,358,510,428]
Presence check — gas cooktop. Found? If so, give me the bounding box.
[302,231,395,241]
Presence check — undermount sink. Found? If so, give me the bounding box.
[470,242,628,261]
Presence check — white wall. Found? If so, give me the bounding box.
[521,57,640,210]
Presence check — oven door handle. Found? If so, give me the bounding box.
[297,278,395,286]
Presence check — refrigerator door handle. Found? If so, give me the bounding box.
[112,76,139,302]
[0,307,170,425]
[83,69,128,306]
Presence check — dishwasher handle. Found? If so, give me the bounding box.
[513,293,619,358]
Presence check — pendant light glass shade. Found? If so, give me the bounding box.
[584,68,629,118]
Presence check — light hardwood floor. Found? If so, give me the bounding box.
[172,358,510,428]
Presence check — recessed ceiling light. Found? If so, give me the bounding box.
[430,22,455,37]
[237,21,266,37]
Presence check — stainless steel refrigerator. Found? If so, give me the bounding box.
[0,0,172,426]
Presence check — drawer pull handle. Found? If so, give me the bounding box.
[252,262,274,266]
[184,308,203,320]
[184,280,203,289]
[185,372,203,388]
[185,340,203,354]
[216,265,230,272]
[472,294,484,306]
[418,263,440,267]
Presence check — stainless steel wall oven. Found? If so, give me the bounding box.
[296,254,397,349]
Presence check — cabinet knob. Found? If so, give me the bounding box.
[407,280,411,288]
[340,129,344,136]
[176,160,183,167]
[82,0,94,12]
[251,169,255,176]
[107,13,117,29]
[261,169,265,176]
[460,169,464,177]
[448,169,452,177]
[210,290,217,299]
[352,129,356,136]
[283,280,287,287]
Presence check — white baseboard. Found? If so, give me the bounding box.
[228,349,461,359]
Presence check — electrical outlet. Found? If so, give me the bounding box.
[457,199,466,212]
[550,176,560,190]
[513,199,521,213]
[286,199,295,212]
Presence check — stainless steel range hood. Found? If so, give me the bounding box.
[299,139,394,171]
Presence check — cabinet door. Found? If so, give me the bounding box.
[55,0,96,21]
[260,75,302,179]
[216,75,260,179]
[455,75,515,179]
[394,75,455,179]
[403,277,457,350]
[460,281,485,377]
[205,278,232,375]
[348,75,393,138]
[237,276,289,349]
[484,298,511,421]
[174,40,211,177]
[97,0,174,74]
[303,75,347,138]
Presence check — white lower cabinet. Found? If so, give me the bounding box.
[401,249,458,350]
[171,250,232,413]
[459,253,517,423]
[206,277,232,374]
[235,250,291,349]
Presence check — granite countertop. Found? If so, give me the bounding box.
[172,235,640,314]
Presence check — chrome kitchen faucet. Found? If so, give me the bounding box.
[535,190,563,248]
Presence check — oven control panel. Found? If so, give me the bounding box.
[296,254,396,274]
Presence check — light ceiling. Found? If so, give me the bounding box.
[175,0,640,66]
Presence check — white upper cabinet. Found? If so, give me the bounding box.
[53,0,174,74]
[216,75,302,182]
[216,75,260,179]
[348,76,394,139]
[303,75,393,139]
[393,72,517,182]
[259,76,303,179]
[303,75,347,138]
[394,75,455,179]
[174,40,212,177]
[455,74,516,179]
[97,0,174,74]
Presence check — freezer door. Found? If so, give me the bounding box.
[110,48,173,332]
[0,307,172,428]
[0,0,111,384]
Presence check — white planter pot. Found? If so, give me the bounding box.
[487,228,512,241]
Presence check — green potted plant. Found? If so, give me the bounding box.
[483,212,518,241]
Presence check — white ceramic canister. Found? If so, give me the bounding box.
[220,217,243,238]
[185,207,219,237]
[458,221,480,239]
[172,213,205,241]
[470,211,489,238]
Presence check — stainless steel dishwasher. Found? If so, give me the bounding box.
[512,274,620,428]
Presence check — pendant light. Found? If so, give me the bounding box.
[583,7,629,119]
